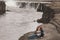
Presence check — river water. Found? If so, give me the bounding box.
[0,7,43,40]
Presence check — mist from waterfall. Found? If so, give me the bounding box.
[5,0,17,7]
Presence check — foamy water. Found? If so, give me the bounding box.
[0,7,43,40]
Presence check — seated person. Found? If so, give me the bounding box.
[35,25,44,38]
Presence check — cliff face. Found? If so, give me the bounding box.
[37,4,55,23]
[37,2,60,33]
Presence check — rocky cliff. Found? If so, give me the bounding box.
[37,2,60,33]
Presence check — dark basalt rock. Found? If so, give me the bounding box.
[19,2,27,8]
[37,4,55,23]
[0,1,6,14]
[30,3,38,9]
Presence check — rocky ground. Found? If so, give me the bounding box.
[19,24,60,40]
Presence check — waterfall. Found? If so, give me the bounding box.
[6,0,17,7]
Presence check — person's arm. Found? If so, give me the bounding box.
[34,26,39,34]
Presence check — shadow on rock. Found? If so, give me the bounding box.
[18,31,44,40]
[18,32,37,40]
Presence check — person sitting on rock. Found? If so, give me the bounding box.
[35,25,44,38]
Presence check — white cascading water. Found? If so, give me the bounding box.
[6,0,17,7]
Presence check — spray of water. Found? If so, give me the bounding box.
[5,0,17,7]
